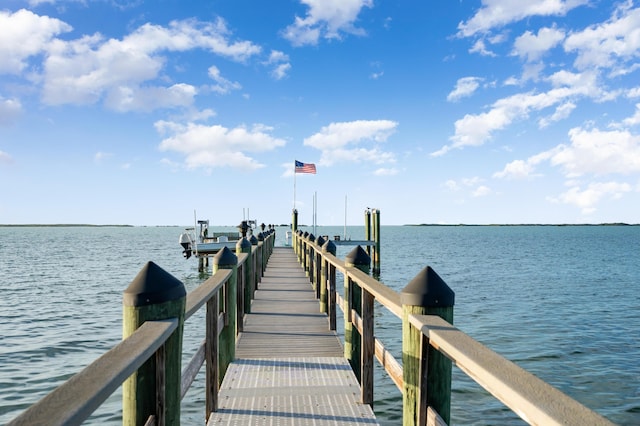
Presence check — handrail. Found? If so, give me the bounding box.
[294,231,613,426]
[8,319,178,426]
[408,314,614,426]
[7,230,276,426]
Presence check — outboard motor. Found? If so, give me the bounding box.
[179,232,192,259]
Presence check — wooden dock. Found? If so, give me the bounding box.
[207,247,378,425]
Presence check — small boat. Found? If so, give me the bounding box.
[179,217,256,259]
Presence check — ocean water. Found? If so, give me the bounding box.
[0,225,638,425]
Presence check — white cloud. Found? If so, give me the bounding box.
[473,185,492,197]
[373,167,398,176]
[458,0,588,37]
[493,159,536,179]
[0,97,23,125]
[552,181,632,214]
[0,9,71,75]
[156,121,286,171]
[0,151,13,164]
[512,26,565,62]
[434,70,603,156]
[94,151,113,163]
[447,77,483,102]
[265,50,291,80]
[208,66,242,94]
[564,2,640,72]
[550,127,640,177]
[622,104,640,127]
[469,39,496,57]
[282,0,373,46]
[538,101,576,128]
[105,83,197,112]
[40,17,260,110]
[304,119,397,166]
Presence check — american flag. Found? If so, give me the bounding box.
[295,160,316,174]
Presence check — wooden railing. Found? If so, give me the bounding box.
[293,230,614,426]
[8,230,275,426]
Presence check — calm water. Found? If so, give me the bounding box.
[1,225,638,425]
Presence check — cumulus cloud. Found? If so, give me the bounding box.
[34,16,260,110]
[512,26,565,62]
[208,66,242,94]
[551,127,640,177]
[564,2,640,72]
[433,70,603,156]
[0,97,23,125]
[0,9,71,75]
[303,119,398,166]
[447,77,483,102]
[552,181,632,214]
[156,120,286,171]
[264,50,291,80]
[622,104,640,127]
[458,0,588,37]
[282,0,373,46]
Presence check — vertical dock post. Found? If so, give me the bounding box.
[344,246,370,384]
[401,267,454,426]
[236,237,253,315]
[315,236,326,300]
[372,209,381,275]
[292,209,298,255]
[364,209,372,258]
[319,238,335,313]
[122,261,186,426]
[213,247,238,381]
[323,240,337,330]
[249,235,259,290]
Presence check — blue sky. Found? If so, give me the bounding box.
[1,0,639,226]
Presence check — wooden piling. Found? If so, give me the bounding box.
[319,239,335,314]
[213,247,238,381]
[372,209,381,275]
[401,266,454,426]
[122,261,186,426]
[236,237,253,315]
[344,246,370,384]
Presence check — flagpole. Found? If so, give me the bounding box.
[293,161,297,211]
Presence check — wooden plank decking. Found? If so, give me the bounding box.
[207,247,378,425]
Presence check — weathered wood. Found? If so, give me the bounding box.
[184,269,230,320]
[155,344,166,426]
[206,294,219,418]
[122,262,186,426]
[181,341,205,400]
[328,263,337,331]
[7,320,177,426]
[409,314,615,426]
[235,247,343,358]
[212,247,237,381]
[361,288,375,405]
[375,337,403,391]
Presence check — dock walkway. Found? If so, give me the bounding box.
[207,247,378,425]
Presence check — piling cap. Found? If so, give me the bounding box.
[345,245,370,267]
[401,266,454,307]
[249,235,258,245]
[308,233,315,242]
[236,236,251,252]
[123,261,186,307]
[316,235,326,246]
[322,239,337,255]
[303,231,309,238]
[214,246,238,266]
[258,232,264,241]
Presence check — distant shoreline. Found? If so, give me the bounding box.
[1,223,637,227]
[405,223,638,227]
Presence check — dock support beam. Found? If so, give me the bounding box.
[401,267,454,426]
[122,262,186,426]
[213,247,238,381]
